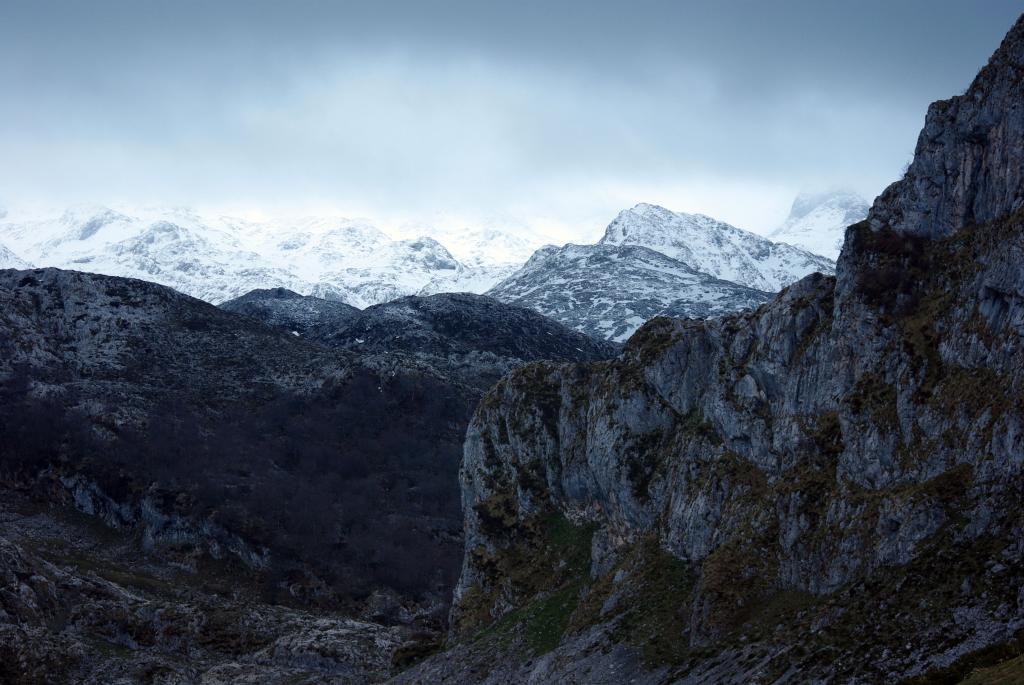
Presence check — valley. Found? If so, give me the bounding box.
[1,7,1023,685]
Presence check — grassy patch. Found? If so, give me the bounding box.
[459,512,595,653]
[901,631,1024,684]
[571,537,697,668]
[848,372,899,430]
[482,584,581,654]
[959,654,1024,684]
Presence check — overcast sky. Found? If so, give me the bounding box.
[1,1,1021,238]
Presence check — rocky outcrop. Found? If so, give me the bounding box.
[220,289,618,394]
[222,289,618,364]
[0,492,414,685]
[401,14,1024,684]
[320,292,619,362]
[868,17,1024,238]
[0,267,474,624]
[0,264,623,683]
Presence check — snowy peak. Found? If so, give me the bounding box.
[489,200,839,340]
[487,241,771,341]
[600,202,835,291]
[786,190,868,224]
[386,236,460,271]
[0,206,526,308]
[0,243,30,269]
[392,213,550,267]
[57,205,133,241]
[770,190,869,259]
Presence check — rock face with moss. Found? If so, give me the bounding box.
[868,17,1024,239]
[396,15,1024,685]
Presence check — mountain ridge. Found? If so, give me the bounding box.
[600,201,836,290]
[397,14,1024,684]
[0,207,527,309]
[0,263,619,681]
[485,201,836,341]
[486,242,773,341]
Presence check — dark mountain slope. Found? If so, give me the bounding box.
[396,14,1024,685]
[0,267,619,681]
[219,289,618,394]
[321,292,618,361]
[219,286,362,337]
[0,268,468,607]
[220,289,617,370]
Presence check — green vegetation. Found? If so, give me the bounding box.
[901,631,1024,685]
[626,316,680,364]
[810,411,844,457]
[472,490,519,536]
[959,654,1024,684]
[628,409,723,500]
[459,512,595,654]
[680,408,723,445]
[848,372,899,429]
[481,584,581,654]
[617,541,697,667]
[391,635,444,670]
[569,537,696,668]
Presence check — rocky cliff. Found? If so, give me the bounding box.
[397,15,1024,685]
[868,18,1024,239]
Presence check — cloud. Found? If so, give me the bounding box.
[0,1,1020,236]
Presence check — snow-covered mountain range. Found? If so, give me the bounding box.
[0,196,853,340]
[487,202,838,340]
[769,190,870,259]
[0,205,532,307]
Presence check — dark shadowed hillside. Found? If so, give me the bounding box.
[0,268,616,682]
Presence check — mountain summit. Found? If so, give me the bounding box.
[867,17,1024,239]
[488,203,832,340]
[599,202,835,291]
[486,242,772,341]
[0,207,524,308]
[769,190,870,259]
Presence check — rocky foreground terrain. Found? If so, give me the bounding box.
[396,15,1024,685]
[0,269,614,683]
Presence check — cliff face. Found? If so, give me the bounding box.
[403,16,1024,685]
[868,17,1024,239]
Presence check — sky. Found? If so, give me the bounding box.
[1,1,1021,240]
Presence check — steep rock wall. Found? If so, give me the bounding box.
[423,15,1024,685]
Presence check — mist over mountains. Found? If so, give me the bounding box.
[770,190,872,259]
[0,191,865,342]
